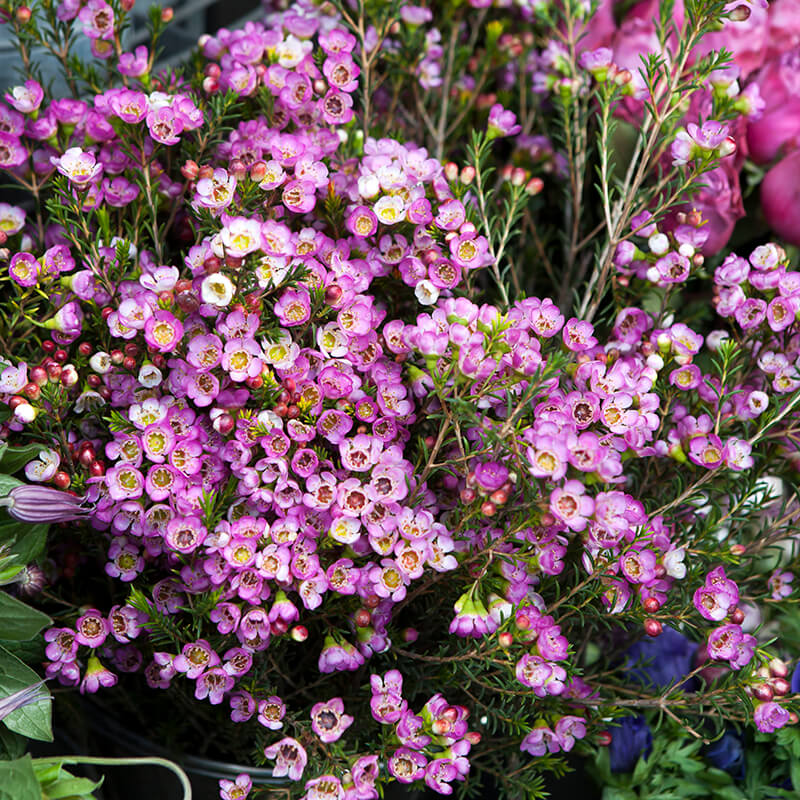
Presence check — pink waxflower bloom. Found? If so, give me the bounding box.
[549,480,594,531]
[515,654,567,696]
[0,133,28,168]
[668,322,703,356]
[274,287,311,326]
[52,147,103,187]
[146,106,183,146]
[25,449,61,483]
[424,759,459,795]
[144,310,183,352]
[44,628,78,662]
[219,773,251,800]
[79,0,114,39]
[562,317,597,351]
[707,623,743,661]
[222,338,263,381]
[108,89,149,123]
[669,364,702,390]
[688,434,725,468]
[671,121,735,166]
[753,701,790,733]
[734,297,767,330]
[449,232,491,270]
[554,716,587,752]
[165,516,206,554]
[221,217,262,257]
[388,748,427,783]
[693,585,734,622]
[229,691,255,723]
[9,252,39,288]
[195,667,234,704]
[303,775,344,800]
[80,656,117,694]
[282,179,316,213]
[520,724,560,756]
[119,46,149,78]
[258,696,286,730]
[654,252,690,283]
[173,639,220,678]
[346,205,378,237]
[768,569,793,600]
[319,89,354,125]
[487,103,521,138]
[5,80,44,114]
[105,537,144,581]
[263,737,307,780]
[75,609,109,648]
[108,605,145,644]
[195,169,237,211]
[310,697,354,743]
[723,437,753,471]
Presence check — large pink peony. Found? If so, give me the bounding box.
[746,50,800,164]
[761,149,800,246]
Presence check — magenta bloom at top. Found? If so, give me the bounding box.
[78,0,115,39]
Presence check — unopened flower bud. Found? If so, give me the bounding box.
[769,658,788,678]
[718,137,736,158]
[15,5,32,22]
[772,678,790,696]
[181,160,199,180]
[460,166,476,185]
[525,177,543,195]
[752,683,774,702]
[644,618,662,637]
[160,6,173,21]
[290,625,308,642]
[444,162,459,182]
[510,167,527,186]
[203,76,219,94]
[498,632,514,648]
[728,4,750,21]
[643,597,660,613]
[402,627,418,643]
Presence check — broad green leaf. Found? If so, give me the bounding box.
[0,593,50,640]
[0,518,49,564]
[0,725,26,759]
[0,755,39,800]
[0,646,52,742]
[41,774,103,799]
[0,445,45,476]
[0,476,21,499]
[603,788,638,800]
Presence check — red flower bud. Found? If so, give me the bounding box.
[644,618,662,637]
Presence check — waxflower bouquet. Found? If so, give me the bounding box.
[2,0,800,797]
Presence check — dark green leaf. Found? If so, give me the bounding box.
[0,645,52,742]
[0,445,45,476]
[0,593,50,641]
[0,755,39,800]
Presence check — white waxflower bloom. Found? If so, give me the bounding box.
[648,233,669,255]
[138,364,163,388]
[414,280,439,306]
[201,273,235,307]
[89,352,112,374]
